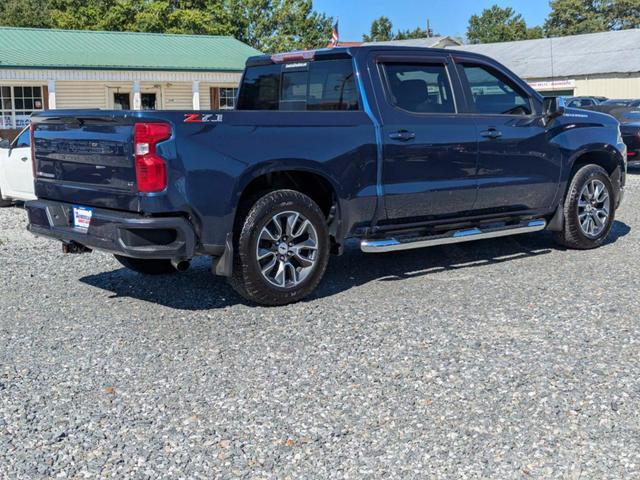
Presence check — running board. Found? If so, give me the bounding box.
[361,219,547,253]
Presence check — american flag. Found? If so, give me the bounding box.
[330,19,339,47]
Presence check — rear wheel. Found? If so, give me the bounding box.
[553,164,615,249]
[114,255,177,275]
[230,189,330,306]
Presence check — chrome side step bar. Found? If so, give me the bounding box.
[361,220,547,253]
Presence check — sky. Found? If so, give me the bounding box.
[313,0,552,41]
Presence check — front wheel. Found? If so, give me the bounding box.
[230,189,330,306]
[553,164,616,250]
[114,255,178,275]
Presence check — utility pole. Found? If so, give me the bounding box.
[426,19,433,37]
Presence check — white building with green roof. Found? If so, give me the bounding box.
[0,27,261,137]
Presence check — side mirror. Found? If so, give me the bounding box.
[543,96,566,121]
[0,139,10,149]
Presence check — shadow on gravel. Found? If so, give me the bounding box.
[79,221,631,309]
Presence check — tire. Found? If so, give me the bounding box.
[553,164,615,250]
[114,255,177,275]
[230,189,330,306]
[0,188,13,207]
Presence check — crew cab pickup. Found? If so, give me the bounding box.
[26,46,626,305]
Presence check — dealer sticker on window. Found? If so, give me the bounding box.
[73,206,93,232]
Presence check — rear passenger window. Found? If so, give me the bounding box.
[461,64,532,115]
[382,63,455,114]
[237,59,359,111]
[307,60,359,111]
[237,64,281,110]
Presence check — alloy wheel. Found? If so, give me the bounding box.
[256,211,319,288]
[578,179,610,238]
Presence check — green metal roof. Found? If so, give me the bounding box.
[0,27,261,71]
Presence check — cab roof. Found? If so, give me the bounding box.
[245,45,491,68]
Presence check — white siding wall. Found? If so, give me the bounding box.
[163,82,193,110]
[50,80,242,110]
[574,74,640,98]
[200,84,212,110]
[55,81,108,109]
[526,73,640,98]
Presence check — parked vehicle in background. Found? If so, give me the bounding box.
[25,46,627,305]
[601,99,640,107]
[620,120,640,165]
[565,96,607,108]
[0,126,36,206]
[580,103,640,164]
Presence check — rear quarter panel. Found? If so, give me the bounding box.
[143,110,377,248]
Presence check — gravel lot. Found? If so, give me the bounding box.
[1,174,640,479]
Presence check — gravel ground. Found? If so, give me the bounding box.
[1,175,640,479]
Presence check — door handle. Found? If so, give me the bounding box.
[480,128,502,139]
[20,157,28,162]
[389,130,416,142]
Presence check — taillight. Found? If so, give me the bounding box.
[30,123,36,178]
[133,122,171,193]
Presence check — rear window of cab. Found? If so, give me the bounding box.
[237,59,360,111]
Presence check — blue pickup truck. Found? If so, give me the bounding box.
[26,46,626,305]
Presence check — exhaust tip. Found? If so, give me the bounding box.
[171,259,191,272]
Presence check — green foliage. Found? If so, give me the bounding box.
[467,5,541,44]
[0,0,52,28]
[544,0,606,35]
[362,16,438,42]
[226,0,333,52]
[362,16,393,42]
[544,0,640,36]
[0,0,332,51]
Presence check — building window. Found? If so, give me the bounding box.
[0,85,44,129]
[219,88,238,109]
[113,92,131,110]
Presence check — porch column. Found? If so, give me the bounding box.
[192,80,201,110]
[132,81,141,110]
[47,79,56,109]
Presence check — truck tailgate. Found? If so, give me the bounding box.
[32,113,140,212]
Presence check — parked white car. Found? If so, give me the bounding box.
[0,126,36,206]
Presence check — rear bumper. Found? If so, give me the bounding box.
[25,199,196,260]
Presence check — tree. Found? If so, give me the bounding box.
[544,0,640,36]
[363,16,440,42]
[526,26,545,39]
[0,0,52,28]
[467,5,540,44]
[395,26,437,40]
[362,16,393,42]
[606,0,640,29]
[0,0,333,52]
[544,0,606,36]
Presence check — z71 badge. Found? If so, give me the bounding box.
[184,113,223,123]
